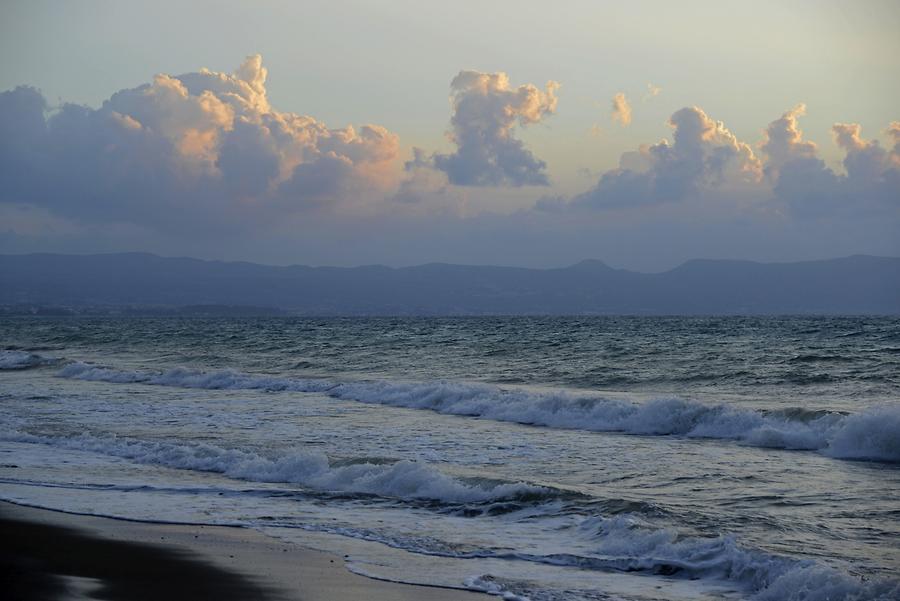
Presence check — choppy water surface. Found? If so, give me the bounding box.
[1,316,898,600]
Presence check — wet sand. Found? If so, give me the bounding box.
[1,501,486,600]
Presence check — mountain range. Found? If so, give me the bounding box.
[1,253,898,315]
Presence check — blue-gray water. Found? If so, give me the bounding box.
[1,316,898,600]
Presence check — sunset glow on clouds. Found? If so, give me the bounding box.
[430,71,559,187]
[3,55,894,221]
[0,0,898,269]
[611,93,632,127]
[0,56,401,228]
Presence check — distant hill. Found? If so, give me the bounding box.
[1,253,898,315]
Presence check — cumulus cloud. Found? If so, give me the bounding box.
[1,54,896,267]
[752,104,836,214]
[825,122,900,210]
[643,83,662,101]
[759,104,818,179]
[576,106,761,207]
[0,55,400,230]
[832,122,899,180]
[888,122,900,159]
[762,110,897,216]
[573,102,897,220]
[611,92,632,126]
[388,147,469,213]
[429,70,559,186]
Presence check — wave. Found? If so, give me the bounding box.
[277,512,900,601]
[471,516,900,601]
[825,409,900,462]
[57,362,336,390]
[0,350,61,370]
[1,430,552,505]
[582,516,899,601]
[463,515,900,601]
[3,427,895,600]
[56,361,900,463]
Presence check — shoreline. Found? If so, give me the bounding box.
[0,501,487,601]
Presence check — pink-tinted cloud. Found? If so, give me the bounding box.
[574,102,897,219]
[759,104,818,178]
[577,106,760,207]
[0,55,400,230]
[611,92,632,126]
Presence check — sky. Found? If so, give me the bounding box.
[1,0,898,271]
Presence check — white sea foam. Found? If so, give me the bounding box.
[56,361,900,462]
[824,408,900,462]
[1,430,549,504]
[0,350,59,370]
[255,509,899,601]
[579,515,799,584]
[464,576,532,600]
[309,512,899,600]
[752,564,900,601]
[2,428,895,600]
[572,515,900,601]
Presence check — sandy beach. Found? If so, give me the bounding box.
[1,501,487,600]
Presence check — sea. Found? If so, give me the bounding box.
[1,316,898,600]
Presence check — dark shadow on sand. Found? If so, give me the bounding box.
[0,512,277,601]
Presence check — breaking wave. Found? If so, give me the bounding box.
[277,511,900,601]
[255,509,900,600]
[2,419,895,600]
[1,430,552,505]
[0,350,60,370]
[579,516,900,600]
[463,515,900,601]
[56,361,900,463]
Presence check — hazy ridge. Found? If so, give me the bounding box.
[1,253,898,315]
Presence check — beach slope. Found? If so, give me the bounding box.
[1,501,486,600]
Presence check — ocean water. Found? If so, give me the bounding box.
[1,316,898,600]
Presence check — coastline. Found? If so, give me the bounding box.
[0,501,487,601]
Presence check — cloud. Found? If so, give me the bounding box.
[832,122,899,180]
[826,122,900,210]
[888,122,900,159]
[430,71,559,187]
[0,86,48,202]
[759,104,818,179]
[611,92,632,126]
[576,106,761,207]
[0,55,400,231]
[388,148,468,214]
[1,55,896,269]
[765,112,897,216]
[643,83,662,102]
[573,102,898,221]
